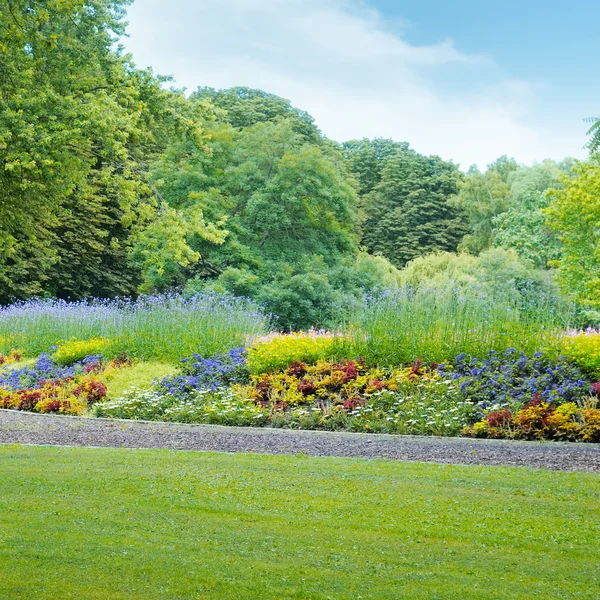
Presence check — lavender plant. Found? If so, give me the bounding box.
[0,293,267,362]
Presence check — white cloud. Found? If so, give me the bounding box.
[123,0,586,168]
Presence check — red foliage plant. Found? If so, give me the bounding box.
[485,409,512,427]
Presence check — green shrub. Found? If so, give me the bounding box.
[560,332,600,377]
[247,331,338,374]
[53,338,111,365]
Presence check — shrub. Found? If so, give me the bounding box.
[0,349,22,365]
[560,332,600,378]
[95,387,267,426]
[463,399,600,442]
[53,338,111,365]
[247,330,338,374]
[0,353,130,415]
[446,350,590,414]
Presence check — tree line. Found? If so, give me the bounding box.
[1,0,599,328]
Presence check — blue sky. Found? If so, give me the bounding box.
[123,0,597,169]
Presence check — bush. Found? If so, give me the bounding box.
[560,331,600,377]
[247,330,338,374]
[446,350,590,413]
[155,348,249,398]
[463,398,600,442]
[95,387,268,426]
[0,353,128,415]
[53,337,111,365]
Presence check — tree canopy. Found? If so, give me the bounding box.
[1,0,598,329]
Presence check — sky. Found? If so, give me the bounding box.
[123,0,598,170]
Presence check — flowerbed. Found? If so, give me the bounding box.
[92,344,600,442]
[0,352,131,415]
[2,329,600,443]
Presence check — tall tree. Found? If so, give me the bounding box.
[545,160,600,308]
[361,150,467,267]
[492,188,561,269]
[450,166,511,254]
[342,138,408,196]
[191,87,321,143]
[0,0,215,302]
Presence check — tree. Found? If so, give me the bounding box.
[493,188,561,269]
[341,138,408,196]
[450,166,511,254]
[545,160,600,308]
[191,87,321,143]
[0,0,133,299]
[0,0,217,302]
[361,150,467,268]
[585,116,600,154]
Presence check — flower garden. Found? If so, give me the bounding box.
[1,293,599,444]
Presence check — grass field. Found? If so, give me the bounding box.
[0,446,598,599]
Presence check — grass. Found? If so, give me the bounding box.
[340,285,570,365]
[100,360,178,400]
[0,294,267,362]
[0,445,598,599]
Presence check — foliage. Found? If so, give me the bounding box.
[560,331,600,378]
[53,338,111,366]
[545,160,600,309]
[95,386,267,425]
[94,348,595,439]
[341,138,409,196]
[492,188,561,269]
[0,349,22,366]
[191,87,321,142]
[340,285,568,366]
[361,149,467,268]
[451,165,511,254]
[0,0,219,302]
[157,115,392,329]
[446,350,590,414]
[0,294,267,362]
[0,352,131,415]
[396,248,562,306]
[247,330,338,374]
[130,204,227,293]
[464,399,600,442]
[586,115,600,154]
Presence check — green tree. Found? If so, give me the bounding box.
[191,87,321,143]
[492,188,561,269]
[451,166,511,254]
[545,160,600,308]
[361,150,467,268]
[0,0,217,302]
[341,138,408,196]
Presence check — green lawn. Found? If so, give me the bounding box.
[0,446,598,599]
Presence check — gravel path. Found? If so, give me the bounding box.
[1,409,599,472]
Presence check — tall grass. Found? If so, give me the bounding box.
[0,294,268,362]
[337,285,572,365]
